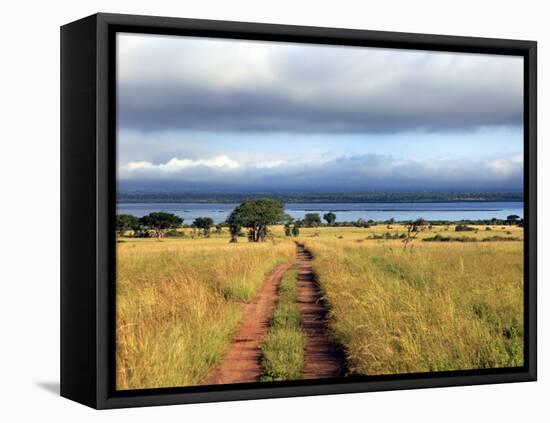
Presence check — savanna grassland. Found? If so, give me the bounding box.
[116,222,524,389]
[301,224,524,375]
[116,235,295,389]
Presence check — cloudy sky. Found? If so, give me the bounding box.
[116,33,524,193]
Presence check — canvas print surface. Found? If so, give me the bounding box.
[115,33,524,390]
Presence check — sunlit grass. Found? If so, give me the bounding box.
[291,223,524,242]
[116,223,524,388]
[305,238,524,375]
[116,237,295,389]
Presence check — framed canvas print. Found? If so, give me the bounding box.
[60,13,537,409]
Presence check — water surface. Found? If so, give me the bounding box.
[117,201,524,224]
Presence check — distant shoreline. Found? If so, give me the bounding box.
[116,199,523,224]
[117,200,522,205]
[117,203,509,212]
[117,191,523,205]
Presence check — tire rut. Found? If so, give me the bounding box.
[202,260,294,385]
[202,244,345,385]
[296,244,346,379]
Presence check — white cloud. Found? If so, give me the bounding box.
[125,161,155,170]
[485,154,524,177]
[162,156,240,171]
[121,155,329,177]
[118,153,523,192]
[121,155,241,176]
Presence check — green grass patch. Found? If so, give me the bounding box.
[423,234,521,242]
[370,256,425,289]
[261,266,305,381]
[221,277,258,302]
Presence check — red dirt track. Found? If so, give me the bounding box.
[203,260,294,385]
[296,245,346,379]
[202,244,345,385]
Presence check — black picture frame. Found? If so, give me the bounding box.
[61,12,537,409]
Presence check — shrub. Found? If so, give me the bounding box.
[455,224,475,232]
[164,229,185,238]
[303,213,322,227]
[193,217,214,237]
[133,229,151,238]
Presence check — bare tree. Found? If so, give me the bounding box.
[402,218,428,249]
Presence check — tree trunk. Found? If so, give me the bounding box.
[258,225,266,242]
[252,224,259,242]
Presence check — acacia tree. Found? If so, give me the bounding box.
[402,218,428,249]
[227,198,286,242]
[303,213,321,227]
[115,214,139,236]
[140,212,183,239]
[131,220,149,238]
[355,218,368,228]
[284,222,292,237]
[193,217,214,237]
[323,212,337,226]
[506,214,520,225]
[283,215,295,236]
[227,221,242,243]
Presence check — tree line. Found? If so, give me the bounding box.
[116,199,343,241]
[118,190,524,203]
[116,198,524,242]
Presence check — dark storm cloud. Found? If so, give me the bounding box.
[117,34,523,134]
[118,153,523,191]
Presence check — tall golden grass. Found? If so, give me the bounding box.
[116,224,524,389]
[305,239,524,375]
[261,265,305,381]
[116,237,295,389]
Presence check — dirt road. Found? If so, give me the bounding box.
[203,260,294,385]
[203,244,345,385]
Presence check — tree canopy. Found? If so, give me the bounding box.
[506,214,520,225]
[303,213,321,227]
[323,212,337,225]
[140,212,183,238]
[115,214,139,236]
[227,198,286,242]
[193,217,214,237]
[402,218,428,248]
